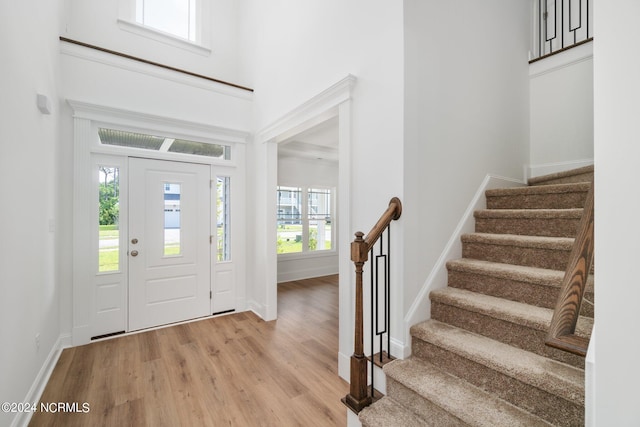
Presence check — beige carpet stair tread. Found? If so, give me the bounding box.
[384,358,552,427]
[486,182,590,197]
[474,208,583,219]
[528,165,593,186]
[447,258,562,287]
[410,320,585,405]
[359,396,430,427]
[430,287,593,337]
[447,258,594,289]
[462,233,574,250]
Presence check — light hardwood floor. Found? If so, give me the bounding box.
[30,275,348,426]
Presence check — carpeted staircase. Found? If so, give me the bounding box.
[359,166,594,427]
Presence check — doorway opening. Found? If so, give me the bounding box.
[276,116,339,284]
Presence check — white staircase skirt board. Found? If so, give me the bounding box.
[403,174,525,357]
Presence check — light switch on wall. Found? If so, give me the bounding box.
[37,93,51,115]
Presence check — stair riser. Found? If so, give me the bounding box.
[430,302,585,368]
[475,217,580,238]
[462,242,571,270]
[486,193,587,210]
[446,269,595,318]
[412,339,584,426]
[385,377,466,426]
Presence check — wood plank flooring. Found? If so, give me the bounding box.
[30,275,348,426]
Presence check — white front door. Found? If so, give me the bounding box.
[128,157,211,331]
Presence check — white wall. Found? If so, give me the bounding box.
[529,43,594,178]
[277,157,339,282]
[0,1,64,426]
[58,44,253,341]
[62,0,246,87]
[593,1,640,425]
[402,0,530,336]
[239,0,405,377]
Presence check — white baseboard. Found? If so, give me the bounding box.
[585,326,596,427]
[389,336,408,361]
[71,324,91,346]
[347,408,363,427]
[527,159,594,180]
[247,299,265,319]
[403,174,525,349]
[235,297,247,312]
[339,336,404,387]
[11,334,70,427]
[338,351,350,382]
[277,265,339,283]
[372,364,386,395]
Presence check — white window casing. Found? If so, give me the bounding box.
[117,0,212,55]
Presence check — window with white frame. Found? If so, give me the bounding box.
[98,128,231,160]
[118,0,211,53]
[277,186,333,254]
[136,0,197,41]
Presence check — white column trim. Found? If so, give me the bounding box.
[254,75,356,371]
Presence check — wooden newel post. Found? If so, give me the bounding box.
[342,231,372,413]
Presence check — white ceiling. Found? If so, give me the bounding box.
[278,116,339,163]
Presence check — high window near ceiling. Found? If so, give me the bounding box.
[118,0,211,53]
[137,0,197,42]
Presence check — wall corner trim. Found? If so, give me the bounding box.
[257,74,357,144]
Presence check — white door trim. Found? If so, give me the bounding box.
[70,101,249,346]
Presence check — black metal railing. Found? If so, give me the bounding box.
[368,224,394,400]
[531,0,593,62]
[342,197,401,414]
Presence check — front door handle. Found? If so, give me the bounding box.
[130,250,139,257]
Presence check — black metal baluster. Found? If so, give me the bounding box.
[369,246,374,400]
[586,0,589,38]
[533,0,591,61]
[386,225,391,358]
[539,0,543,57]
[378,234,384,365]
[562,0,565,49]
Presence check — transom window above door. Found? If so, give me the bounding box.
[98,128,231,160]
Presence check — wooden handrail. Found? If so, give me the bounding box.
[342,197,402,414]
[59,37,254,92]
[546,178,594,357]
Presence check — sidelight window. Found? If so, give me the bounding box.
[216,176,231,261]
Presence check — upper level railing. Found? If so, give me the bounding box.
[530,0,594,63]
[342,197,402,414]
[546,178,594,356]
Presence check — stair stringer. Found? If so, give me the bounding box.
[402,174,525,358]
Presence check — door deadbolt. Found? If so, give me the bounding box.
[131,238,138,244]
[130,250,139,257]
